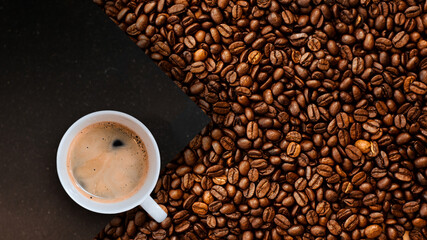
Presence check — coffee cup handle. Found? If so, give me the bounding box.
[140,196,167,223]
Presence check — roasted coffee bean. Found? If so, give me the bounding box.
[250,159,267,169]
[211,185,227,201]
[255,179,270,198]
[327,220,342,235]
[415,157,427,168]
[345,145,362,161]
[410,81,427,94]
[363,120,380,133]
[351,172,367,186]
[354,109,368,122]
[343,214,359,231]
[209,228,229,238]
[363,194,378,206]
[307,38,321,52]
[317,164,333,177]
[310,225,326,237]
[289,33,308,47]
[308,174,323,189]
[97,0,427,239]
[375,38,392,51]
[247,169,259,182]
[212,102,230,114]
[207,202,223,215]
[175,221,191,233]
[274,214,291,229]
[394,114,406,128]
[227,168,239,184]
[286,142,301,157]
[336,112,350,129]
[355,139,371,154]
[394,168,412,182]
[262,206,275,223]
[206,165,225,177]
[316,201,331,216]
[402,201,420,213]
[365,225,382,238]
[392,31,409,48]
[270,50,287,66]
[288,225,304,236]
[293,191,308,207]
[216,24,232,38]
[246,121,258,140]
[307,104,320,122]
[248,50,262,65]
[267,182,279,199]
[352,57,364,75]
[294,177,307,191]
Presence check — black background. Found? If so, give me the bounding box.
[0,0,209,239]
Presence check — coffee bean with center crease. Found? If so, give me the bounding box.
[246,121,258,140]
[293,191,309,207]
[351,171,367,186]
[307,38,321,52]
[255,178,270,198]
[394,114,406,128]
[211,185,227,201]
[216,24,232,38]
[152,229,167,239]
[250,159,268,169]
[363,194,378,206]
[316,201,331,216]
[190,62,205,73]
[317,164,333,177]
[229,41,245,55]
[392,31,409,48]
[209,228,229,238]
[308,174,323,189]
[287,142,301,157]
[294,177,307,191]
[402,201,420,213]
[410,81,427,95]
[345,145,362,161]
[375,38,392,51]
[175,221,191,233]
[274,214,291,229]
[206,165,225,177]
[352,57,364,75]
[394,168,412,182]
[327,220,342,235]
[212,102,230,114]
[270,50,287,66]
[307,104,320,122]
[343,214,359,231]
[336,112,350,128]
[248,50,262,65]
[262,206,275,223]
[227,168,239,184]
[289,33,308,47]
[354,109,368,122]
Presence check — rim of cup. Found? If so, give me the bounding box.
[56,110,160,214]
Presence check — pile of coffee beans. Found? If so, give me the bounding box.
[93,0,427,239]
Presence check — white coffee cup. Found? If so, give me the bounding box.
[57,110,167,223]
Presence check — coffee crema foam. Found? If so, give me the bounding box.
[67,122,148,202]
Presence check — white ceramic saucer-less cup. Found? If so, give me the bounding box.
[57,110,167,222]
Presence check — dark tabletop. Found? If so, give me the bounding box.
[0,0,209,239]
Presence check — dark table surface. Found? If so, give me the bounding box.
[0,0,209,239]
